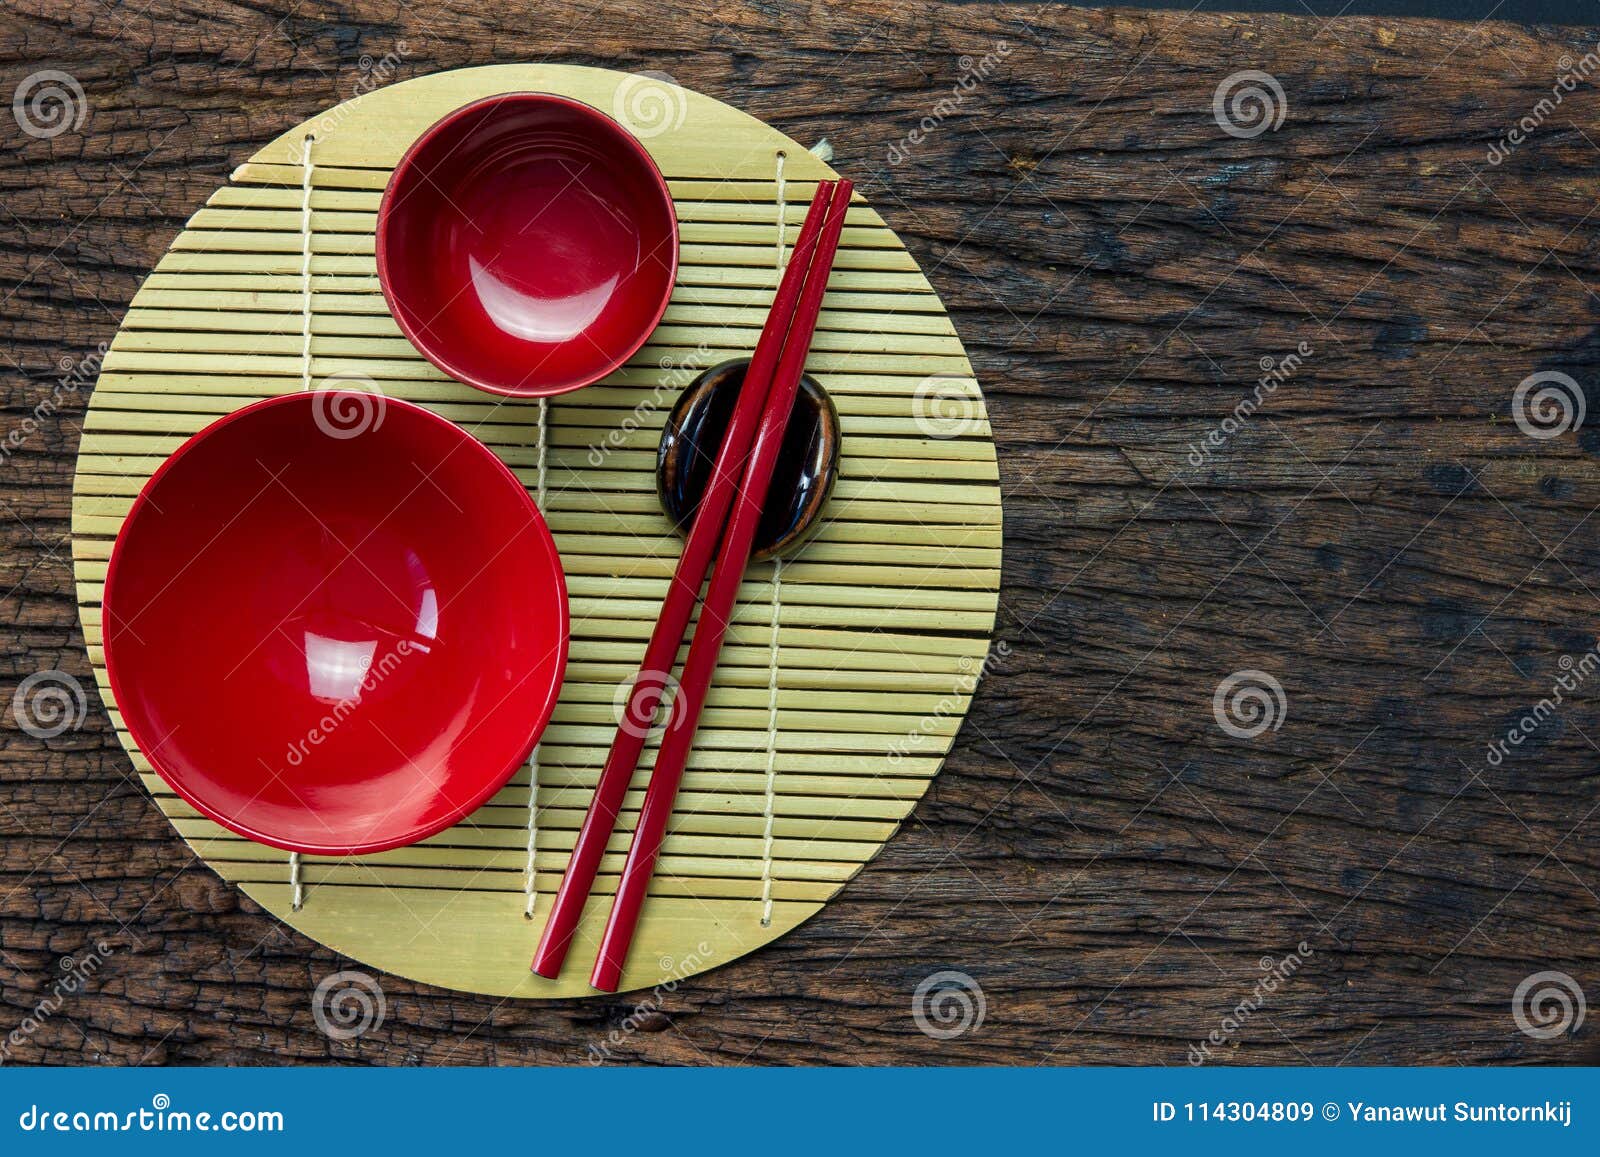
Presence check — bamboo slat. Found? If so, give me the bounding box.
[69,63,1000,999]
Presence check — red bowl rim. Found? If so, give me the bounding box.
[101,391,571,856]
[375,91,680,399]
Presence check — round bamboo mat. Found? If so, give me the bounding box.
[70,64,1001,998]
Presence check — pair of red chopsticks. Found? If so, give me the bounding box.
[533,178,854,991]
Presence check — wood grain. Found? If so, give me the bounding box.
[4,0,1600,1064]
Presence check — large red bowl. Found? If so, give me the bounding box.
[101,392,568,855]
[376,92,679,397]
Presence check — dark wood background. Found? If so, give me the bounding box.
[4,0,1600,1066]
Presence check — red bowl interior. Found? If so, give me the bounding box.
[102,393,568,855]
[377,92,679,397]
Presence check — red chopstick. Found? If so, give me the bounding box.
[590,179,854,991]
[531,181,839,979]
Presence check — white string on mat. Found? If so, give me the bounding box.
[299,134,315,392]
[759,558,783,926]
[289,133,315,913]
[523,396,550,917]
[773,150,786,275]
[759,148,787,927]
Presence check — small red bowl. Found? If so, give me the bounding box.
[376,92,679,398]
[101,392,568,855]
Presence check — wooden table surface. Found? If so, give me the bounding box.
[4,0,1600,1066]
